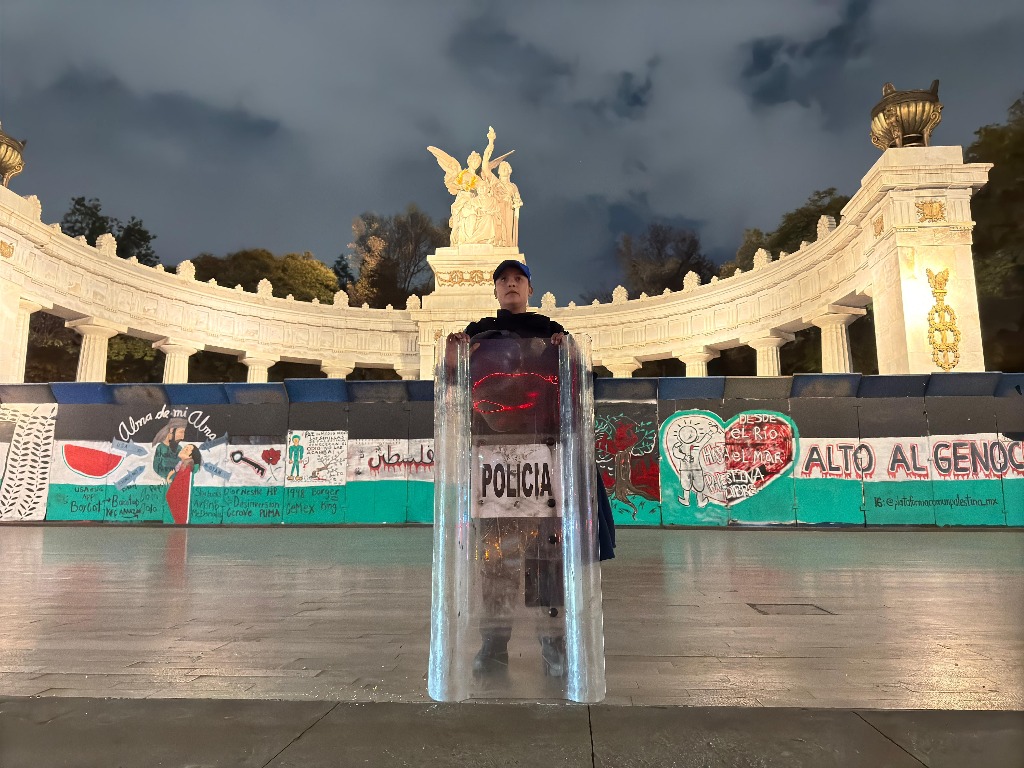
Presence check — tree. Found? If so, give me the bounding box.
[191,249,339,303]
[719,227,768,278]
[61,197,159,266]
[613,222,715,297]
[719,189,850,278]
[594,413,659,519]
[345,205,449,308]
[332,252,356,291]
[766,188,849,255]
[966,93,1024,372]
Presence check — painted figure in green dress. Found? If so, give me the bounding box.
[288,435,304,480]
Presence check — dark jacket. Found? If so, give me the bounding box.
[465,309,565,339]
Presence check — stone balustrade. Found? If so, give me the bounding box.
[0,146,991,383]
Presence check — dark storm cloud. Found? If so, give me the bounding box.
[447,13,573,106]
[43,69,282,152]
[3,0,1024,302]
[576,57,660,121]
[8,66,337,265]
[740,0,873,113]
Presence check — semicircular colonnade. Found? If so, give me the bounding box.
[0,145,991,385]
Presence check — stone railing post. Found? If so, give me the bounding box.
[241,355,277,383]
[747,335,792,377]
[321,360,355,379]
[66,318,123,382]
[811,307,866,373]
[154,338,202,384]
[675,347,719,377]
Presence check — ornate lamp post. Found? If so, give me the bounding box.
[870,80,943,150]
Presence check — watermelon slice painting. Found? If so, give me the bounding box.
[62,444,125,478]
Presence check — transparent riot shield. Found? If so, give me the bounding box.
[429,332,605,703]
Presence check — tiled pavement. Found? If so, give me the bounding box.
[0,525,1021,765]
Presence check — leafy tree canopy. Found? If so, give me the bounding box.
[965,92,1024,371]
[191,249,339,303]
[608,222,715,299]
[345,204,449,309]
[61,196,159,266]
[719,188,850,277]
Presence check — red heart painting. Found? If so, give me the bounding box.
[662,411,797,508]
[722,413,795,503]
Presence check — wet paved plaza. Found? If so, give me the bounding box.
[1,525,1021,708]
[0,525,1022,765]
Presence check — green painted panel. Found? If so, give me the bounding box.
[344,480,408,524]
[795,478,865,525]
[610,496,661,526]
[932,479,1006,526]
[1001,479,1023,526]
[406,482,434,524]
[189,487,225,525]
[864,481,936,525]
[46,483,106,521]
[219,486,285,525]
[282,485,346,524]
[103,484,165,523]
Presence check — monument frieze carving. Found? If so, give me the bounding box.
[435,269,491,287]
[915,200,946,223]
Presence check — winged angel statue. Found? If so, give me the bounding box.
[428,126,522,247]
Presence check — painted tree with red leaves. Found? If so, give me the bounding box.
[594,413,657,517]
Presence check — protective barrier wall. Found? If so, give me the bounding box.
[0,373,1021,526]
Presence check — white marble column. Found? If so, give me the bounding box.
[66,319,123,382]
[675,348,719,377]
[241,356,277,383]
[395,366,420,381]
[321,360,355,379]
[603,358,640,379]
[11,299,44,383]
[154,338,202,384]
[811,308,865,373]
[747,336,791,377]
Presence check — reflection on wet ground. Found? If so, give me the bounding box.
[0,525,1021,709]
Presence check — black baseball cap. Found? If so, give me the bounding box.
[492,259,531,282]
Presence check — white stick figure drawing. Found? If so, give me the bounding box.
[665,415,725,507]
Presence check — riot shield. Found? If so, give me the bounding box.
[429,332,605,703]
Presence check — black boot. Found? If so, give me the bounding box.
[473,634,510,676]
[540,636,566,677]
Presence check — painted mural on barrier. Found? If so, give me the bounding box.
[660,410,798,526]
[345,438,435,524]
[594,404,660,525]
[282,430,348,524]
[0,390,1020,527]
[796,433,1023,526]
[0,403,58,521]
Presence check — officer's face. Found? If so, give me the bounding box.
[494,269,532,313]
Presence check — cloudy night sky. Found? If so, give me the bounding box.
[1,1,1022,302]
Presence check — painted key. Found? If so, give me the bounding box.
[230,450,266,477]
